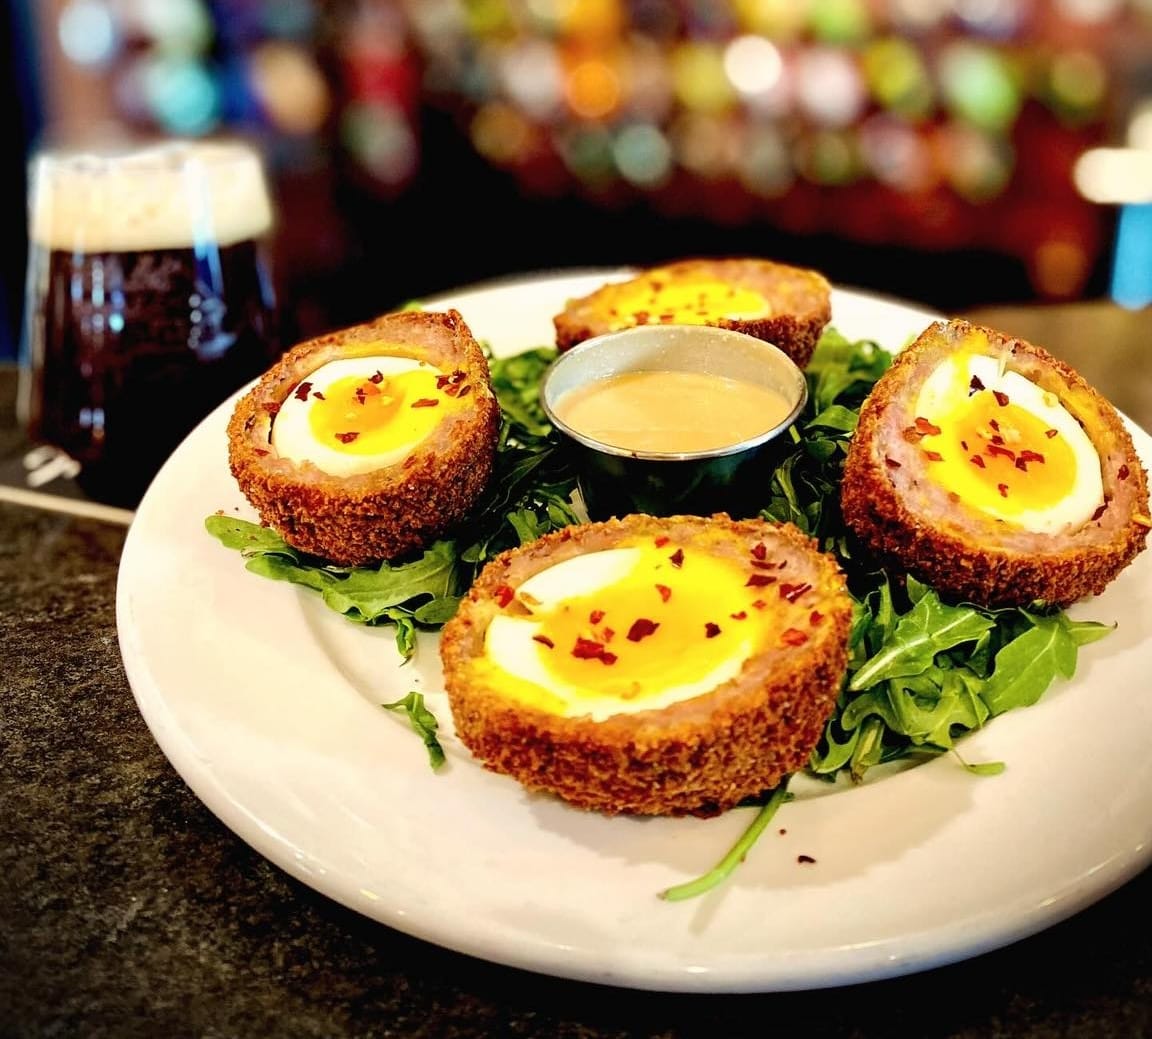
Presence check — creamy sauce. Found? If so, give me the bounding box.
[554,369,795,453]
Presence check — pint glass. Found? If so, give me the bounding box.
[19,138,281,507]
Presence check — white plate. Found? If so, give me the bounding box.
[117,269,1152,993]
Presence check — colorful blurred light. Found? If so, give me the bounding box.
[795,47,865,127]
[564,52,623,119]
[723,34,783,98]
[612,122,673,187]
[58,0,118,67]
[140,53,220,133]
[499,39,565,120]
[671,41,736,113]
[939,42,1022,132]
[863,37,933,120]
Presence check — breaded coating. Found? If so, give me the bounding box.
[227,309,500,566]
[841,319,1150,608]
[553,257,832,369]
[440,513,853,817]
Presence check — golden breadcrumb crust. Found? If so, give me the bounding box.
[227,308,500,566]
[553,257,832,369]
[841,318,1150,608]
[440,513,853,817]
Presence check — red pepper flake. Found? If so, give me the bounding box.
[782,628,809,646]
[457,384,473,397]
[969,375,985,394]
[669,548,685,568]
[572,637,616,664]
[436,373,450,389]
[884,457,902,469]
[1119,464,1130,481]
[993,390,1010,407]
[495,585,515,608]
[655,583,672,602]
[751,599,767,610]
[987,444,1016,461]
[532,634,555,649]
[989,419,1001,432]
[1045,428,1058,439]
[923,450,944,462]
[411,398,439,408]
[780,582,812,603]
[797,854,817,864]
[810,610,823,625]
[704,622,722,639]
[751,542,767,561]
[262,401,280,416]
[997,483,1009,498]
[730,610,747,620]
[602,627,615,642]
[970,455,986,468]
[589,609,605,625]
[750,559,777,570]
[253,448,269,456]
[746,573,777,588]
[914,416,942,436]
[335,431,360,444]
[627,618,660,642]
[960,439,969,452]
[1091,503,1108,521]
[1014,457,1028,472]
[902,425,928,443]
[1020,449,1045,465]
[369,371,385,384]
[312,391,326,400]
[293,381,312,401]
[654,535,670,547]
[355,386,367,405]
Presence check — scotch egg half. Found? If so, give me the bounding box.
[227,308,501,565]
[440,513,854,817]
[553,257,832,369]
[841,319,1149,608]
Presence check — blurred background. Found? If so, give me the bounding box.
[4,0,1152,362]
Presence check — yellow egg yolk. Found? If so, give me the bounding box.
[306,367,466,456]
[605,277,771,329]
[483,539,822,720]
[919,396,1076,517]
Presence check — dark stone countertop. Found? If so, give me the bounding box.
[3,300,1152,1037]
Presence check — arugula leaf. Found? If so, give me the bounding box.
[382,691,445,769]
[981,612,1112,714]
[849,590,996,691]
[659,783,792,902]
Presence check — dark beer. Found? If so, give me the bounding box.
[21,140,280,507]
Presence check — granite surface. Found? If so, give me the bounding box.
[2,335,1152,1037]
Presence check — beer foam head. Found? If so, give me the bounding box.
[30,139,275,252]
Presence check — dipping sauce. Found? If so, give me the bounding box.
[553,369,796,454]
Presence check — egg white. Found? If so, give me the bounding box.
[915,354,1104,534]
[484,548,756,722]
[271,355,442,478]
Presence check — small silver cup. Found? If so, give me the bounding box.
[540,324,808,520]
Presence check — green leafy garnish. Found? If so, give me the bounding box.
[659,783,792,902]
[382,691,445,769]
